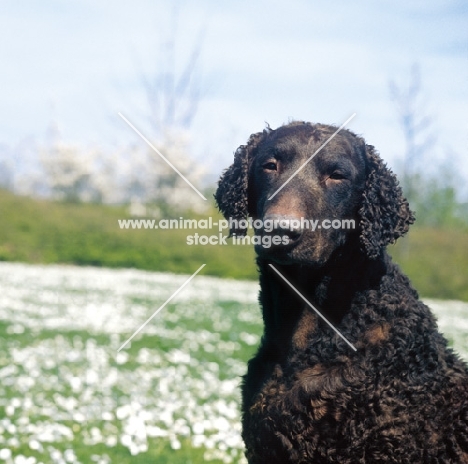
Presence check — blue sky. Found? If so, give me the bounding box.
[1,0,467,184]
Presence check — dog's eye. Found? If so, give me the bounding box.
[329,171,346,180]
[262,161,277,171]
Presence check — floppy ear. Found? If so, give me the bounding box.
[359,145,415,259]
[215,130,266,236]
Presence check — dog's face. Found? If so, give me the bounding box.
[215,121,414,265]
[248,124,367,265]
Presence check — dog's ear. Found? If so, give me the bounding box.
[359,145,415,259]
[215,130,265,236]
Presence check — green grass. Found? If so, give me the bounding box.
[0,188,467,300]
[0,263,265,463]
[0,327,234,464]
[0,262,467,464]
[0,189,256,279]
[389,227,468,301]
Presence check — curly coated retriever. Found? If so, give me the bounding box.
[215,121,468,463]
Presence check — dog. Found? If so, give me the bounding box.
[215,121,468,463]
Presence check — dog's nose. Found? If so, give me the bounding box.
[262,214,304,242]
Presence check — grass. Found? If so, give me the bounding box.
[0,188,466,463]
[389,228,468,301]
[0,262,467,463]
[0,188,467,300]
[0,189,256,280]
[0,263,264,464]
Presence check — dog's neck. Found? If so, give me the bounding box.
[256,245,387,357]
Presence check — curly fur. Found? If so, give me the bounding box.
[359,145,415,259]
[215,130,265,235]
[215,121,468,463]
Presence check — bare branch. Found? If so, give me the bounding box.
[138,5,204,135]
[389,63,436,189]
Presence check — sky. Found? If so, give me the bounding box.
[1,0,467,187]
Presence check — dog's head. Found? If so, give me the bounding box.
[215,121,414,265]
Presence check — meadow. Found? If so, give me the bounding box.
[0,262,467,464]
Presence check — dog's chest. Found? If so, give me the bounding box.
[243,360,353,462]
[247,361,345,423]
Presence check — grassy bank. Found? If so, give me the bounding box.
[0,189,466,300]
[0,189,256,279]
[390,228,468,301]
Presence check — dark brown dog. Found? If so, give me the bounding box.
[216,121,468,463]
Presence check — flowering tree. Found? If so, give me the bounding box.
[39,140,117,204]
